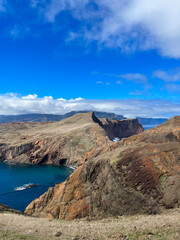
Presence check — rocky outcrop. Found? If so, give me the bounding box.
[100,118,143,140]
[25,166,90,220]
[25,116,180,220]
[0,204,22,214]
[0,112,143,167]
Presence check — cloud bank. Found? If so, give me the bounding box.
[0,93,179,118]
[29,0,180,58]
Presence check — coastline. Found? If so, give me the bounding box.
[0,161,74,212]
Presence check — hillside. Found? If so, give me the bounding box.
[0,112,143,166]
[25,116,180,220]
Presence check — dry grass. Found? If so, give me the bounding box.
[0,208,180,240]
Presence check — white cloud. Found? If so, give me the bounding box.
[95,71,151,91]
[153,69,180,82]
[30,0,180,58]
[68,97,84,101]
[163,84,180,93]
[120,73,152,92]
[9,25,30,39]
[66,32,81,42]
[22,94,38,100]
[0,93,179,118]
[116,80,122,84]
[96,81,110,85]
[120,73,147,84]
[94,0,180,58]
[129,90,142,95]
[45,0,66,22]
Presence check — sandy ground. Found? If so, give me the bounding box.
[0,209,180,240]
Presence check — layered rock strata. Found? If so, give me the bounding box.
[25,116,180,220]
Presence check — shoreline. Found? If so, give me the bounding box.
[1,159,77,170]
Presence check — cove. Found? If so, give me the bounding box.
[0,161,74,212]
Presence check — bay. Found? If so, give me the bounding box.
[0,161,74,212]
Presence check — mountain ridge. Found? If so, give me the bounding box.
[0,111,168,126]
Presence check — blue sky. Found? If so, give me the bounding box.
[0,0,179,117]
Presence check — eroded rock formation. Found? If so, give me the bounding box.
[100,118,143,140]
[0,112,143,166]
[25,116,180,220]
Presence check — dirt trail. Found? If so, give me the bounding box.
[0,209,180,240]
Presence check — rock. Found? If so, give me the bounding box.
[0,204,23,214]
[25,116,180,220]
[108,233,129,239]
[100,118,143,140]
[55,232,62,237]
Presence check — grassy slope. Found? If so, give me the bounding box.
[0,209,180,240]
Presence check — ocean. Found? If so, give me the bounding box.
[0,161,74,212]
[143,124,158,130]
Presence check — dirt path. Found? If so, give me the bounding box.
[0,209,180,240]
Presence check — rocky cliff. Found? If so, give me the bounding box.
[0,112,143,166]
[100,118,143,140]
[25,116,180,220]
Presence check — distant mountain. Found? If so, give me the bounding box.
[0,114,64,124]
[0,111,169,126]
[137,117,168,125]
[0,111,126,124]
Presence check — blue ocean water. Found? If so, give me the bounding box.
[143,125,158,130]
[0,161,74,212]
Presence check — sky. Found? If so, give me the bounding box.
[0,0,180,118]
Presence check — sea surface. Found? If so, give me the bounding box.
[0,161,74,212]
[143,124,158,130]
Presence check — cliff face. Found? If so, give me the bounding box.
[100,118,143,140]
[25,116,180,220]
[0,112,143,166]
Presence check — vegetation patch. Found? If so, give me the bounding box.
[158,173,168,185]
[0,230,37,240]
[126,226,180,240]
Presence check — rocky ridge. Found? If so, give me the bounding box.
[0,204,22,214]
[0,112,143,167]
[0,111,126,124]
[25,116,180,220]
